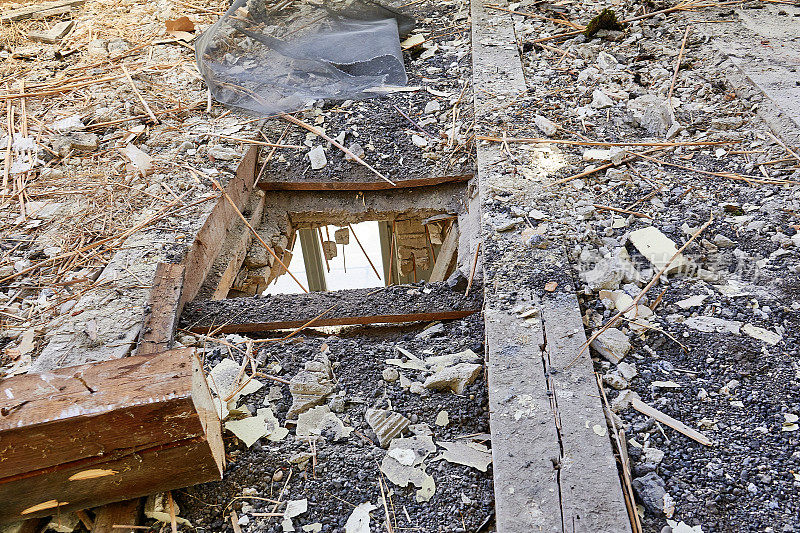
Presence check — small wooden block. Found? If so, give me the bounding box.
[0,348,223,524]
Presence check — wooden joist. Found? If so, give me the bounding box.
[181,282,481,334]
[257,173,472,191]
[180,145,259,308]
[136,263,185,356]
[0,348,223,524]
[428,222,458,282]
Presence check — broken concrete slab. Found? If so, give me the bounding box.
[422,362,481,394]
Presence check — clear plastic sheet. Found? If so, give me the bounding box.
[195,0,414,116]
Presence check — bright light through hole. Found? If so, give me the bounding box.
[265,221,383,294]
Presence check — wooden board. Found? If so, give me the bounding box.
[471,0,630,531]
[180,145,259,308]
[92,499,142,533]
[1,0,84,23]
[0,348,223,524]
[181,282,482,334]
[257,173,472,191]
[428,222,458,282]
[136,263,185,356]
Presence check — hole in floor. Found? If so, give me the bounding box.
[265,215,458,295]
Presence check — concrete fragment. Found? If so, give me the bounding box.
[334,227,350,244]
[534,114,558,136]
[208,145,240,161]
[416,473,436,502]
[287,354,334,419]
[365,408,410,447]
[611,389,640,413]
[424,100,441,114]
[436,441,493,472]
[684,316,741,335]
[380,435,436,488]
[629,226,687,274]
[68,132,98,151]
[589,328,631,363]
[308,145,327,169]
[295,405,352,441]
[424,348,480,371]
[742,323,782,345]
[411,134,428,148]
[435,410,449,427]
[423,362,482,394]
[632,472,673,517]
[627,95,675,135]
[592,89,614,108]
[676,294,708,309]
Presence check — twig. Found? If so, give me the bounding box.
[280,113,395,186]
[667,25,691,117]
[391,103,436,139]
[167,491,178,533]
[465,241,481,297]
[631,398,712,446]
[203,133,304,150]
[567,213,713,369]
[593,204,652,219]
[765,131,800,162]
[348,223,381,280]
[121,64,159,124]
[475,136,733,147]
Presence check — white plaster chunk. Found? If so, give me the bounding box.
[345,502,377,533]
[308,145,327,170]
[629,226,687,274]
[742,323,782,345]
[436,441,493,472]
[295,405,352,441]
[423,362,482,394]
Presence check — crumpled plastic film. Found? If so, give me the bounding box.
[195,0,415,116]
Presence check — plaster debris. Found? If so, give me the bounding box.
[436,441,492,472]
[629,226,687,274]
[308,145,327,170]
[676,294,709,309]
[366,408,410,447]
[684,316,742,335]
[423,362,482,394]
[344,502,377,533]
[534,114,558,136]
[435,410,449,427]
[295,405,352,441]
[287,354,335,419]
[741,323,782,345]
[380,435,436,488]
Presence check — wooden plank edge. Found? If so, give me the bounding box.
[136,263,185,356]
[257,173,473,191]
[187,309,479,334]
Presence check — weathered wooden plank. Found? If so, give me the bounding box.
[92,499,142,533]
[136,263,185,356]
[0,348,223,524]
[428,222,458,282]
[471,0,629,531]
[542,291,631,532]
[181,281,481,334]
[257,173,472,191]
[1,0,84,23]
[197,189,266,300]
[180,145,259,308]
[485,306,562,533]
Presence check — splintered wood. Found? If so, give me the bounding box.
[0,348,223,522]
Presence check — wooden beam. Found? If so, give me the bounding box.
[0,348,223,523]
[197,190,267,300]
[180,145,259,307]
[92,499,142,533]
[181,282,481,334]
[428,222,458,282]
[257,173,472,191]
[136,263,185,356]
